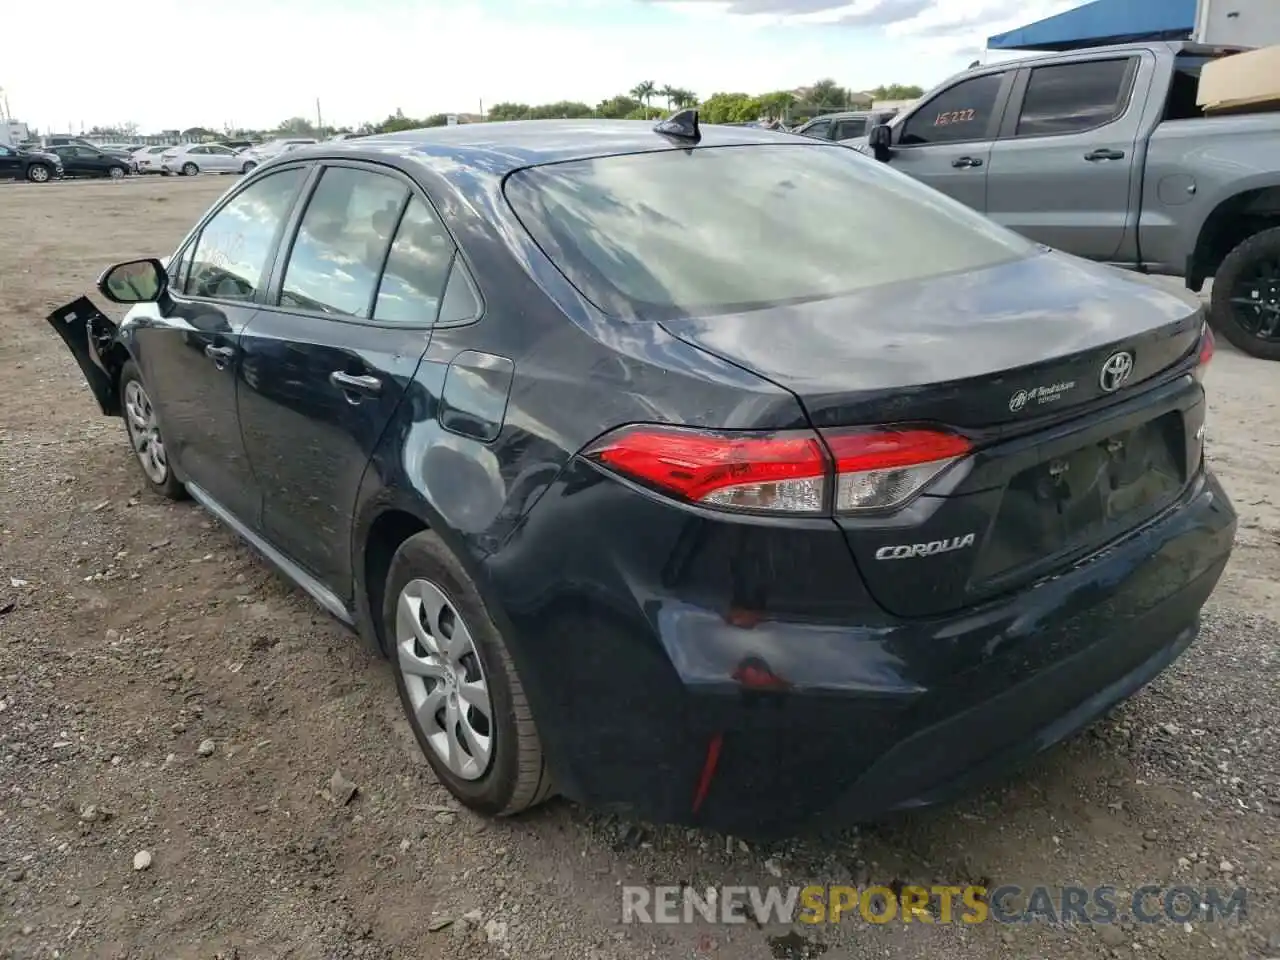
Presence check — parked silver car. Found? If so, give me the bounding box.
[160,143,250,176]
[131,145,170,175]
[237,138,319,170]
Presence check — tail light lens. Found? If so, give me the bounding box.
[583,424,970,516]
[824,428,972,512]
[1193,323,1215,382]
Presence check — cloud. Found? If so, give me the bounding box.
[651,0,1080,34]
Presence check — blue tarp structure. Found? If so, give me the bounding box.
[987,0,1197,52]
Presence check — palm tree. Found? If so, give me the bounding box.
[659,85,678,110]
[631,81,657,110]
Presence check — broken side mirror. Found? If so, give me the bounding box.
[99,258,167,304]
[868,123,893,163]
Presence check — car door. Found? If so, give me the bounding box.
[984,55,1146,262]
[883,70,1014,213]
[129,164,312,525]
[0,145,18,179]
[51,147,79,175]
[236,162,456,593]
[205,145,238,172]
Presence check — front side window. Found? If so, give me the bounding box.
[279,166,409,318]
[900,72,1005,145]
[185,167,305,301]
[1016,59,1135,137]
[505,143,1035,317]
[800,120,831,139]
[373,197,456,324]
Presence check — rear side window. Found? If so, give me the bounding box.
[186,167,305,301]
[900,72,1004,145]
[505,144,1034,317]
[279,167,409,318]
[373,197,456,324]
[832,118,867,140]
[1015,59,1135,137]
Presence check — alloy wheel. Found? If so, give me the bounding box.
[29,165,49,183]
[1228,260,1280,343]
[395,578,494,780]
[123,380,168,484]
[109,166,125,180]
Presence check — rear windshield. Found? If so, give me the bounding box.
[504,143,1036,318]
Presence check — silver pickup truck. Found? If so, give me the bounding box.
[861,41,1280,361]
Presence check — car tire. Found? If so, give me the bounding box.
[109,166,126,180]
[382,530,553,816]
[1210,226,1280,361]
[26,163,52,183]
[241,161,257,174]
[119,361,187,501]
[181,162,198,177]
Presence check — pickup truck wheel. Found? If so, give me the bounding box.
[383,530,553,817]
[120,361,187,501]
[1210,226,1280,361]
[26,163,51,183]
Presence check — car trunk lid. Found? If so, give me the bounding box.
[660,253,1208,617]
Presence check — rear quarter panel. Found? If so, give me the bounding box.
[1142,113,1280,270]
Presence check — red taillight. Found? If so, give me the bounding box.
[1199,324,1215,364]
[824,428,972,513]
[583,423,970,516]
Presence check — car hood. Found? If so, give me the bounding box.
[658,250,1205,429]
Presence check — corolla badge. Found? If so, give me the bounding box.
[1099,351,1135,393]
[874,533,976,560]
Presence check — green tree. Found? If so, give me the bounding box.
[275,117,318,137]
[869,83,924,100]
[698,93,763,125]
[528,101,595,120]
[805,79,850,112]
[597,94,643,119]
[487,102,531,121]
[668,87,698,109]
[630,81,657,109]
[759,91,797,120]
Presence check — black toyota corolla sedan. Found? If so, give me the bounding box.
[47,114,1235,836]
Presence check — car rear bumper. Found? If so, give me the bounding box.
[485,461,1235,836]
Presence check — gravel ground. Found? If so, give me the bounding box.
[1,177,1278,960]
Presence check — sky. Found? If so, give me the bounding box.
[4,0,1081,134]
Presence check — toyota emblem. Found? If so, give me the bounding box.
[1099,351,1134,393]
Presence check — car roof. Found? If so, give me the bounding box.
[294,118,818,184]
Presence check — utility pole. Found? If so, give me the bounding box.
[479,99,484,120]
[316,98,323,137]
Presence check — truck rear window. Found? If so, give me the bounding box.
[504,144,1036,318]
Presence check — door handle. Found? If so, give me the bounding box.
[951,156,983,168]
[329,371,382,398]
[1084,148,1125,161]
[204,344,235,368]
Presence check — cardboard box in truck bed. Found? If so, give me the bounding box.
[1198,45,1280,113]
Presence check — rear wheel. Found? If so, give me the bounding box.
[383,531,553,816]
[109,166,126,180]
[26,163,51,183]
[181,162,198,177]
[241,160,257,174]
[120,361,187,500]
[1210,226,1280,361]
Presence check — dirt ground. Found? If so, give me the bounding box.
[0,176,1278,960]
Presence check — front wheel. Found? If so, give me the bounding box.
[26,163,51,183]
[1210,226,1280,361]
[109,166,126,180]
[181,162,198,177]
[383,531,553,816]
[120,361,187,500]
[241,161,257,174]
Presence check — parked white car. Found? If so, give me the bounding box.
[131,145,170,174]
[236,138,318,169]
[159,143,249,176]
